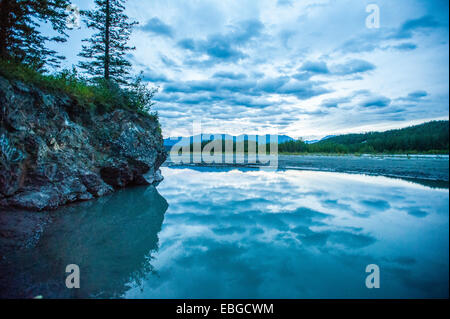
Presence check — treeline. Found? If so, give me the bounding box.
[279,121,449,154]
[183,140,268,154]
[0,0,156,115]
[179,121,449,155]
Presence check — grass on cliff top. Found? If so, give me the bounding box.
[0,59,159,121]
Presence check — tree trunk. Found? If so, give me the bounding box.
[104,0,110,81]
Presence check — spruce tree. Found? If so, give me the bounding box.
[0,0,70,69]
[78,0,137,85]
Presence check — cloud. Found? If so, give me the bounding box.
[320,90,397,111]
[361,96,392,108]
[161,73,329,104]
[225,95,272,108]
[299,61,330,74]
[407,90,428,99]
[105,0,449,137]
[391,43,418,51]
[163,80,215,94]
[142,68,169,83]
[153,72,334,133]
[256,76,290,93]
[177,19,264,64]
[278,80,331,100]
[140,17,174,38]
[213,71,248,80]
[321,97,352,108]
[407,208,428,218]
[279,29,296,48]
[332,59,376,75]
[396,90,429,103]
[340,35,382,53]
[205,36,247,60]
[177,38,196,50]
[160,54,178,67]
[277,0,293,6]
[392,15,441,39]
[340,15,442,54]
[295,59,376,80]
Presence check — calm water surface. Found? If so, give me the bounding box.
[1,166,448,298]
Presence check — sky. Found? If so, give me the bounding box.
[53,0,449,140]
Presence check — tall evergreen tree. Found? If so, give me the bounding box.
[0,0,70,69]
[78,0,137,84]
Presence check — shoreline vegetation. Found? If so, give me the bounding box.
[0,59,159,121]
[168,151,449,156]
[0,0,158,120]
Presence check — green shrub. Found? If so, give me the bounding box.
[0,59,158,118]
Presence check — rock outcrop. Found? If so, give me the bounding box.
[0,76,166,211]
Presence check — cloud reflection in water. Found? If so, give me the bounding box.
[125,167,449,299]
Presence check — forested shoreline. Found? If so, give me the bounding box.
[279,120,449,155]
[182,121,449,155]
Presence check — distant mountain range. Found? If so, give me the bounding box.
[163,134,337,147]
[164,134,297,147]
[304,135,336,144]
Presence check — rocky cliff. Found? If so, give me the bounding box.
[0,76,166,211]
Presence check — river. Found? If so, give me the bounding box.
[0,165,448,298]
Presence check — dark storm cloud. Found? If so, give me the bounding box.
[140,17,174,38]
